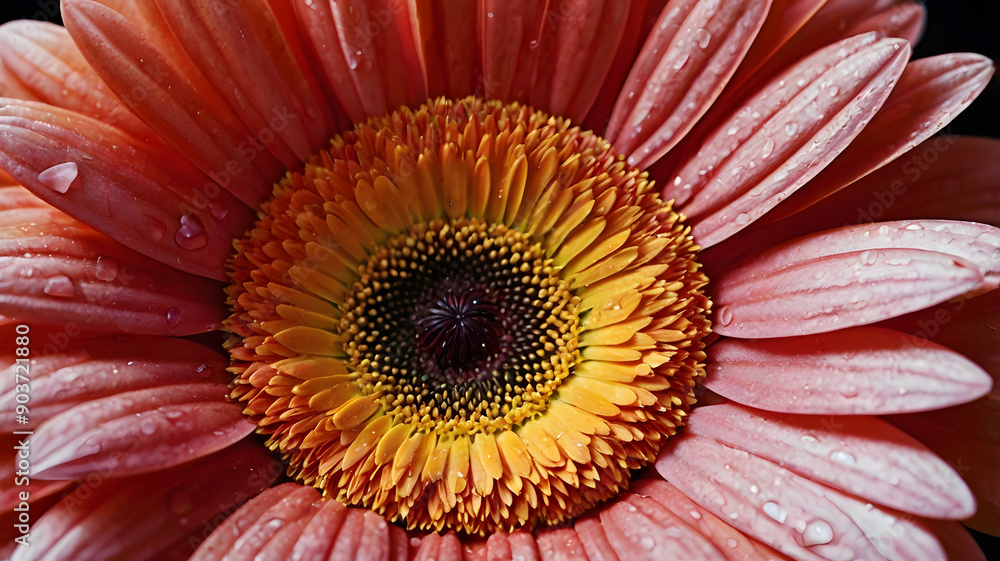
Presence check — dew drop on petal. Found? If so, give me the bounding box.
[784,122,798,136]
[761,138,775,158]
[672,53,689,71]
[639,536,655,550]
[95,256,118,282]
[209,202,229,220]
[141,215,167,244]
[827,86,840,98]
[43,275,76,298]
[802,519,834,546]
[839,384,859,398]
[693,28,712,49]
[175,213,209,250]
[139,420,157,435]
[166,307,182,328]
[717,305,733,326]
[763,501,787,523]
[735,213,750,225]
[37,162,79,193]
[726,538,739,549]
[689,510,702,520]
[830,450,857,466]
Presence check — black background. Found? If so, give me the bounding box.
[0,0,997,558]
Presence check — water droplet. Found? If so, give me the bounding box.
[717,305,733,326]
[140,215,167,244]
[38,162,79,193]
[140,420,157,435]
[166,307,182,328]
[763,501,787,523]
[761,138,775,158]
[197,363,211,377]
[208,202,229,220]
[672,53,689,71]
[639,536,655,550]
[175,213,209,250]
[166,490,193,516]
[830,450,857,466]
[735,213,751,225]
[784,122,799,136]
[689,510,702,520]
[44,275,76,298]
[164,409,184,419]
[827,86,840,97]
[693,28,712,49]
[839,384,859,398]
[750,484,760,495]
[263,518,284,531]
[409,537,422,548]
[726,125,739,136]
[802,519,834,546]
[726,538,739,549]
[95,256,118,282]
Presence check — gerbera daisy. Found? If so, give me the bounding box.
[0,0,997,559]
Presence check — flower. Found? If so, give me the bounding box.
[0,0,997,560]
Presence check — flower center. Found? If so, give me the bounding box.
[225,97,711,535]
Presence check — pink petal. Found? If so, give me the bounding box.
[0,100,255,281]
[409,0,480,99]
[712,221,996,338]
[0,206,228,335]
[0,435,71,511]
[926,521,989,561]
[29,379,253,479]
[527,0,631,123]
[600,493,727,560]
[190,483,301,559]
[772,53,994,220]
[633,478,794,560]
[702,326,992,414]
[291,0,426,123]
[0,335,231,430]
[574,515,621,561]
[414,532,464,561]
[10,441,276,561]
[890,414,1000,536]
[151,0,329,163]
[657,434,947,560]
[62,0,282,208]
[0,21,154,140]
[685,403,977,519]
[606,0,769,168]
[535,527,591,561]
[666,34,910,247]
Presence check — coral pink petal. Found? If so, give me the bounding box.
[409,0,480,99]
[29,380,253,479]
[0,101,255,280]
[583,0,667,133]
[668,35,910,247]
[0,206,227,334]
[292,0,426,124]
[0,435,72,511]
[656,434,947,560]
[574,516,620,561]
[479,0,547,104]
[685,403,977,519]
[0,21,154,141]
[527,0,630,123]
[414,532,464,561]
[151,0,326,164]
[10,441,276,561]
[772,53,994,220]
[702,326,991,414]
[62,0,281,207]
[191,484,338,561]
[712,220,997,338]
[632,478,794,560]
[927,521,989,561]
[820,135,1000,228]
[890,414,1000,535]
[606,0,769,168]
[723,0,826,94]
[535,527,590,561]
[0,335,231,430]
[731,0,924,103]
[600,493,726,560]
[0,185,46,211]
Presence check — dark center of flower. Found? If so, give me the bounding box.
[413,283,506,377]
[225,97,711,536]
